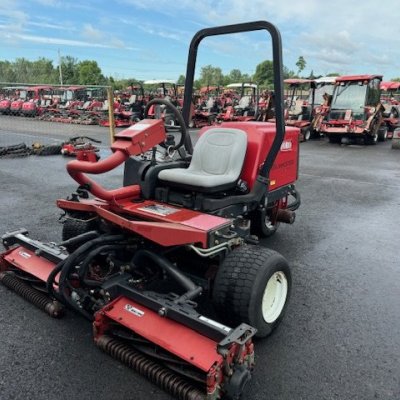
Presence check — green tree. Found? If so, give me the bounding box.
[59,56,78,84]
[30,58,57,84]
[177,74,185,85]
[77,60,105,85]
[229,69,242,83]
[295,56,306,76]
[326,72,340,77]
[253,60,274,87]
[283,66,295,79]
[199,65,224,86]
[13,58,30,83]
[0,61,16,82]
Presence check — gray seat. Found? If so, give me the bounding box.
[158,128,247,191]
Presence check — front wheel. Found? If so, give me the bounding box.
[213,245,291,338]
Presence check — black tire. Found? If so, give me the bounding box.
[213,245,291,338]
[250,209,280,238]
[365,133,378,145]
[301,127,311,142]
[36,144,62,156]
[62,214,98,251]
[378,126,388,142]
[328,135,341,143]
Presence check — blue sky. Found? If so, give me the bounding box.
[1,0,399,81]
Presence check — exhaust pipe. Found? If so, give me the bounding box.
[95,335,205,400]
[0,272,64,318]
[276,209,296,224]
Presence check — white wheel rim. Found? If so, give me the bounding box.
[262,271,288,323]
[305,129,311,140]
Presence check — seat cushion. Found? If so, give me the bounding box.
[158,128,247,189]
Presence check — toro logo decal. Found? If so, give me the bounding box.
[124,304,145,317]
[280,140,292,151]
[18,251,31,259]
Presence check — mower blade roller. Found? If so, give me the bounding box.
[0,21,299,399]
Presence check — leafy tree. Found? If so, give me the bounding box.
[0,61,16,82]
[177,74,185,85]
[13,58,30,83]
[199,65,224,86]
[30,58,57,84]
[77,60,105,85]
[326,72,340,77]
[283,66,296,79]
[59,56,78,84]
[253,60,274,87]
[295,56,306,76]
[229,69,242,83]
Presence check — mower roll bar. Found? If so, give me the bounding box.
[182,20,286,182]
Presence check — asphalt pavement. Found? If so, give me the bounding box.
[0,116,399,400]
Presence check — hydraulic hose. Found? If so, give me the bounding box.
[133,250,201,301]
[66,150,140,201]
[77,243,128,284]
[55,234,126,319]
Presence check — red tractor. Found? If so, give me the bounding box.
[0,21,300,400]
[380,81,400,139]
[320,75,385,144]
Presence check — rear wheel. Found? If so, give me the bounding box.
[378,126,388,142]
[62,213,99,251]
[213,245,291,338]
[365,133,378,145]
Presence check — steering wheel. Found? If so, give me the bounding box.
[144,98,187,151]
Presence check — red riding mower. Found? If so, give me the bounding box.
[217,83,259,123]
[380,81,400,139]
[61,136,102,161]
[320,75,386,145]
[189,86,222,128]
[0,21,300,400]
[283,79,315,142]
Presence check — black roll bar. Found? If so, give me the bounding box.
[182,20,285,181]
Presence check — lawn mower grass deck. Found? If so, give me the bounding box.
[0,21,299,400]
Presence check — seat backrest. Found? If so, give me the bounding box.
[205,97,215,110]
[238,95,251,109]
[189,128,247,180]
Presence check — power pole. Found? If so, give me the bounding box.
[58,49,63,85]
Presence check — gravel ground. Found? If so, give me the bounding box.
[0,116,399,400]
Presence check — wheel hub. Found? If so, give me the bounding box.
[261,271,288,323]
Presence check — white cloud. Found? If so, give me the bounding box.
[3,32,137,50]
[29,21,75,31]
[137,24,188,43]
[82,23,104,41]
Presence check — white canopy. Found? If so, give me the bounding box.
[143,79,176,85]
[226,83,258,89]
